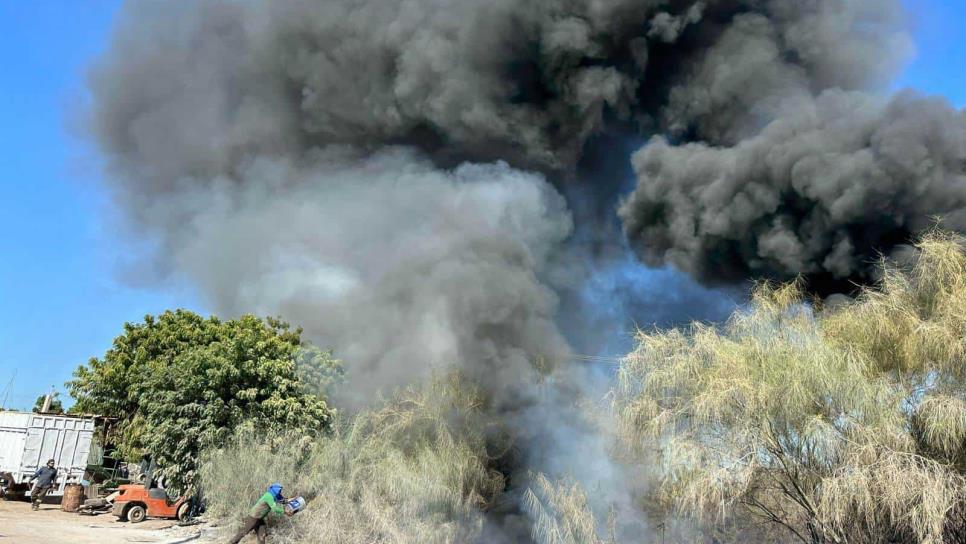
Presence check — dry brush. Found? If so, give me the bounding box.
[615,230,966,543]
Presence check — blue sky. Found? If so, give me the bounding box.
[0,1,201,410]
[894,0,966,102]
[0,1,964,411]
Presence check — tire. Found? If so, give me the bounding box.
[176,502,190,522]
[127,504,147,523]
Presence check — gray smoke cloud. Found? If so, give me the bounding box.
[151,148,573,403]
[612,0,965,292]
[92,1,909,177]
[90,0,930,299]
[621,91,966,288]
[661,2,913,143]
[91,0,645,181]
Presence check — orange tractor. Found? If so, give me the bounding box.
[113,483,190,522]
[112,463,190,523]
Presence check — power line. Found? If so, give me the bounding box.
[1,370,17,410]
[566,354,626,367]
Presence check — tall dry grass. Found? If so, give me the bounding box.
[523,473,615,544]
[199,373,505,543]
[615,230,966,543]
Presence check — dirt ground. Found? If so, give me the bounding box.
[0,499,219,544]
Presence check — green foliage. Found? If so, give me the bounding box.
[33,392,64,414]
[199,372,505,543]
[295,345,344,400]
[68,310,332,491]
[615,231,966,543]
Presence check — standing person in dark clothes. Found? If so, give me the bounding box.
[28,459,58,511]
[227,482,291,544]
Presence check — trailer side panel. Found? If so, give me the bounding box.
[0,412,31,476]
[1,412,96,497]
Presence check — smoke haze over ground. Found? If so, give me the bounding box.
[87,0,965,540]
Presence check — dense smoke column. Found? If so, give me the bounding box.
[83,0,755,391]
[90,0,948,302]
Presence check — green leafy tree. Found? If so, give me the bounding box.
[68,310,333,491]
[295,345,345,399]
[32,392,64,414]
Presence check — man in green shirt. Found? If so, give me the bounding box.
[227,483,290,543]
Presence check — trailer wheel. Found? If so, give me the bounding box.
[127,504,147,523]
[176,502,190,522]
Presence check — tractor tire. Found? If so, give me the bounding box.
[127,504,147,523]
[176,502,190,522]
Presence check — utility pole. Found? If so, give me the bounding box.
[40,385,54,413]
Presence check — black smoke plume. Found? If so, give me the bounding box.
[621,91,966,292]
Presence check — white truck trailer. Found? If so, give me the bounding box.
[0,411,99,498]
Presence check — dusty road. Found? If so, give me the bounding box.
[0,499,217,544]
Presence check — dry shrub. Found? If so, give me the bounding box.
[616,230,966,543]
[197,428,312,522]
[199,372,505,543]
[523,473,614,544]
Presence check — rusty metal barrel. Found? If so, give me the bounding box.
[61,484,85,512]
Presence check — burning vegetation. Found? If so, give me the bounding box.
[200,374,504,543]
[188,230,966,543]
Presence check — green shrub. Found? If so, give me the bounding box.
[69,311,334,491]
